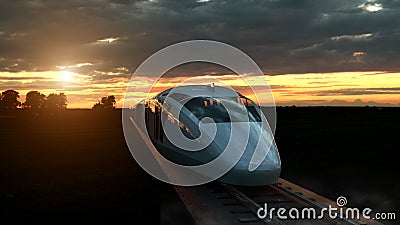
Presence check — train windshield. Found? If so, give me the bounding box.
[183,96,262,123]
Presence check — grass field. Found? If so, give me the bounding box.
[0,108,399,224]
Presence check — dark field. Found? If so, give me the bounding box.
[275,107,400,221]
[0,108,399,224]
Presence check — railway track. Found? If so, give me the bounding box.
[174,178,384,225]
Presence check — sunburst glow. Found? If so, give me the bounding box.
[60,70,74,82]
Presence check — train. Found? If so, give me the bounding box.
[135,85,281,186]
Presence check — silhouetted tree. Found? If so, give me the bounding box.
[0,90,21,109]
[92,102,103,109]
[46,93,67,110]
[23,91,46,109]
[102,95,116,109]
[93,95,116,109]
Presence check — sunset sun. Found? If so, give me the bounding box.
[60,70,74,82]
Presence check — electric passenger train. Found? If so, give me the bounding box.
[138,85,281,186]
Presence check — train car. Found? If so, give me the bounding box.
[140,85,281,186]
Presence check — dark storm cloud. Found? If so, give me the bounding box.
[0,0,399,75]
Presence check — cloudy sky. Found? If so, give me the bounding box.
[0,0,399,107]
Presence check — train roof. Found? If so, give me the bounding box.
[155,85,244,102]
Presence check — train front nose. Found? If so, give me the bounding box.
[214,122,281,186]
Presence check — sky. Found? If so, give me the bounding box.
[0,0,399,108]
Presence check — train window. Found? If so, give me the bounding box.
[158,92,190,103]
[149,101,155,113]
[241,97,247,105]
[246,99,253,106]
[183,97,261,123]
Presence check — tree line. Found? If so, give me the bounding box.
[92,95,116,110]
[0,89,117,110]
